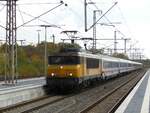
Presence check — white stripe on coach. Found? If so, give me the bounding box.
[115,70,149,113]
[140,70,150,113]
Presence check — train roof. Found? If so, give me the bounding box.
[49,48,142,65]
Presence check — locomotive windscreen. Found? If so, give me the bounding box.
[48,56,80,65]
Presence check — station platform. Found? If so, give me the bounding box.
[115,69,150,113]
[0,77,46,108]
[0,77,46,92]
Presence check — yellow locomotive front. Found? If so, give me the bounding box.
[47,54,84,89]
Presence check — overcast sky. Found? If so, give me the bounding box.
[0,0,150,59]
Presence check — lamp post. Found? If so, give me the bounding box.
[114,30,117,53]
[40,25,60,77]
[37,30,41,45]
[100,23,117,53]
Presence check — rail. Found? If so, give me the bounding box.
[80,70,146,113]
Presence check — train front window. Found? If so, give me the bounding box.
[48,56,80,65]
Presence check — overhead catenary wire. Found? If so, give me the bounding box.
[44,1,85,31]
[0,3,5,29]
[88,0,115,28]
[103,16,126,37]
[0,3,6,29]
[68,0,116,47]
[87,2,118,31]
[16,1,66,26]
[15,1,67,43]
[82,0,133,54]
[16,7,52,25]
[0,24,5,29]
[17,5,25,24]
[89,0,127,38]
[17,2,61,5]
[79,0,112,31]
[83,0,128,39]
[65,7,84,28]
[0,5,5,12]
[1,1,133,45]
[0,1,64,29]
[116,5,134,38]
[88,0,116,32]
[103,0,133,39]
[17,2,65,28]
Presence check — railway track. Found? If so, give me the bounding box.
[80,69,146,113]
[0,95,69,113]
[0,69,146,113]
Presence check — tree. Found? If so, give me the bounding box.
[112,53,129,59]
[58,42,81,49]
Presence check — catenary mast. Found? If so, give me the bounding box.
[0,0,18,84]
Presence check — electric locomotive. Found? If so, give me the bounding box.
[46,48,142,89]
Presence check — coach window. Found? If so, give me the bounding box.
[112,62,119,68]
[104,61,111,68]
[48,56,80,65]
[86,58,99,68]
[120,63,127,67]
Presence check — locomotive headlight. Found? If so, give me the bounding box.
[69,73,73,76]
[51,73,55,76]
[60,66,63,69]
